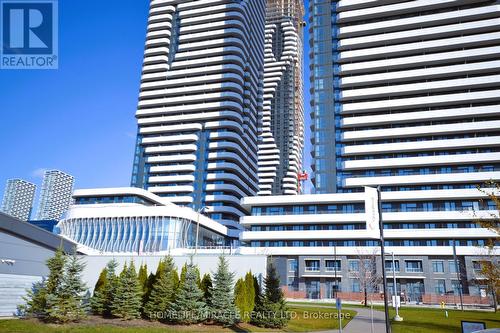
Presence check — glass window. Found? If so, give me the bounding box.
[432,261,445,273]
[449,261,458,273]
[325,260,341,271]
[288,259,298,273]
[287,277,298,292]
[435,280,446,294]
[473,261,486,273]
[451,280,461,295]
[349,260,360,272]
[305,260,320,272]
[385,260,400,272]
[351,279,360,293]
[405,260,423,273]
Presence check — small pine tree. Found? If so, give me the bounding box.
[144,255,178,321]
[42,248,69,322]
[18,279,47,318]
[264,263,282,303]
[90,267,108,315]
[200,273,213,306]
[18,248,66,320]
[171,260,206,324]
[245,271,256,315]
[142,258,164,312]
[46,254,88,323]
[251,262,290,329]
[210,256,239,326]
[138,263,148,296]
[143,272,156,303]
[138,263,148,315]
[112,261,143,320]
[94,268,108,292]
[179,263,187,286]
[103,259,119,317]
[234,278,246,321]
[234,271,256,323]
[253,275,261,307]
[91,259,119,317]
[179,262,201,289]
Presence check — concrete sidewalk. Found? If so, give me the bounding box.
[296,304,387,333]
[343,306,386,333]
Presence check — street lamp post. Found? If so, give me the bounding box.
[376,186,392,333]
[390,252,403,321]
[452,239,464,311]
[195,206,209,255]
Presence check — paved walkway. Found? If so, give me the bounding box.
[343,306,386,333]
[292,303,387,333]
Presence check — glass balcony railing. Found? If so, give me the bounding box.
[405,267,424,273]
[305,267,320,272]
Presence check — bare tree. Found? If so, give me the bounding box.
[351,249,382,307]
[475,182,500,312]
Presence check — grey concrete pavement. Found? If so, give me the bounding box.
[292,303,387,333]
[343,306,386,333]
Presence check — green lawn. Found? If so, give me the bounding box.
[286,306,355,332]
[390,307,500,333]
[0,306,356,333]
[290,301,500,333]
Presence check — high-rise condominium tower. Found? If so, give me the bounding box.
[131,0,265,230]
[310,0,500,193]
[36,170,75,220]
[0,179,36,221]
[258,0,304,196]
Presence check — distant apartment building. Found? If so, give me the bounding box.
[258,0,305,195]
[0,179,36,221]
[36,170,75,220]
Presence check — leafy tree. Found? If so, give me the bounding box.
[200,273,213,306]
[112,261,143,320]
[477,182,500,312]
[46,254,88,323]
[210,256,239,326]
[171,260,206,324]
[144,255,179,321]
[251,262,290,329]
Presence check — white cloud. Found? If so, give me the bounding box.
[32,168,48,178]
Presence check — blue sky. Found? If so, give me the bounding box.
[0,0,312,194]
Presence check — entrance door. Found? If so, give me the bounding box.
[306,279,321,299]
[325,279,341,299]
[406,280,424,303]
